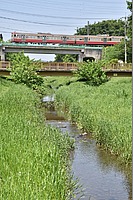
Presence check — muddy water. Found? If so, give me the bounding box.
[43,96,132,200]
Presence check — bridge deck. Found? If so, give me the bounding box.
[0,61,132,77]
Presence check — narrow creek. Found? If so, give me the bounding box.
[42,95,132,200]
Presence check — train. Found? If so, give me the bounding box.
[11,32,124,46]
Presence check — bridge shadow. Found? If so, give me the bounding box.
[83,57,95,62]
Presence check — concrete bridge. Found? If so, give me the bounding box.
[0,61,132,77]
[0,43,102,62]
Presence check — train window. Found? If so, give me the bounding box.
[103,38,107,42]
[101,38,107,42]
[62,36,67,41]
[111,37,119,41]
[84,37,88,42]
[90,37,95,41]
[21,35,25,39]
[94,37,101,41]
[70,37,75,41]
[42,36,46,40]
[48,36,53,40]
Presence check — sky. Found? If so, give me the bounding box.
[0,0,131,61]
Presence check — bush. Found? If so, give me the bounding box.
[75,60,109,86]
[7,52,44,88]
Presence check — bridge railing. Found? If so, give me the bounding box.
[39,62,132,71]
[0,61,132,71]
[103,63,132,70]
[38,62,78,71]
[0,61,10,69]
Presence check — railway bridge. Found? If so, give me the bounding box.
[0,43,102,62]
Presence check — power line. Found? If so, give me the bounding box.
[0,16,75,27]
[1,0,126,10]
[0,15,111,28]
[0,8,109,20]
[0,26,30,32]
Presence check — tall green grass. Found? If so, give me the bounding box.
[0,78,75,199]
[55,78,132,164]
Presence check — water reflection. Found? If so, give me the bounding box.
[72,138,131,200]
[44,100,131,200]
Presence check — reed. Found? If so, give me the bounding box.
[0,78,75,199]
[55,77,132,164]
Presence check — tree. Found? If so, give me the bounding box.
[99,1,132,63]
[6,52,44,88]
[75,60,109,86]
[54,54,78,62]
[126,1,132,62]
[102,41,125,62]
[76,20,125,36]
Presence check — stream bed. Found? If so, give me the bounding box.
[43,95,132,200]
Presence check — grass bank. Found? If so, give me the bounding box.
[55,77,132,164]
[0,77,75,200]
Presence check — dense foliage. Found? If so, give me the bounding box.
[75,60,109,86]
[6,52,44,89]
[127,0,132,38]
[76,19,125,36]
[55,78,132,164]
[0,78,76,199]
[102,42,125,62]
[54,54,78,62]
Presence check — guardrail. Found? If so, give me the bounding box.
[0,61,10,68]
[103,63,132,70]
[37,62,78,71]
[0,61,132,71]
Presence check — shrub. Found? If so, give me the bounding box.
[7,52,44,88]
[75,60,109,86]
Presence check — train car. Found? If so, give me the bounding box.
[11,32,124,46]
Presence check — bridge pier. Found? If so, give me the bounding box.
[84,49,102,60]
[78,49,85,62]
[0,47,5,61]
[78,54,84,62]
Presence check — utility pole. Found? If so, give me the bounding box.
[124,16,127,64]
[87,21,89,35]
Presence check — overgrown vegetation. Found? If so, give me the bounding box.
[75,60,109,86]
[0,77,76,199]
[6,52,44,89]
[76,19,125,36]
[55,77,132,164]
[54,54,78,62]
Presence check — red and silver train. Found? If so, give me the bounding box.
[11,32,124,46]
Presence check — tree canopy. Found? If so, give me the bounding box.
[76,19,125,36]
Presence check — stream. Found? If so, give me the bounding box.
[43,95,132,200]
